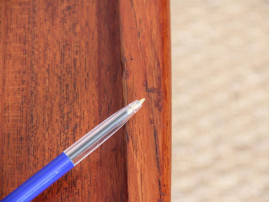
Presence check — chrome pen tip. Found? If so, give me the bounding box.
[128,98,145,114]
[139,98,145,105]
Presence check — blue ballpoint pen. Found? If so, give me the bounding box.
[2,98,145,202]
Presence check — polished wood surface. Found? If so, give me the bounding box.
[0,0,171,201]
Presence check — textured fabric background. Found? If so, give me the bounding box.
[171,0,268,201]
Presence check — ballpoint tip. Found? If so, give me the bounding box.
[139,98,145,105]
[128,98,145,113]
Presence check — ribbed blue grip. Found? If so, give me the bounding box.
[2,152,74,202]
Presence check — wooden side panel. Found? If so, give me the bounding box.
[0,0,126,201]
[119,0,171,201]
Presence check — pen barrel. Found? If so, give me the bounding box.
[2,153,74,202]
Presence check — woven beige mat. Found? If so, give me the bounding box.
[171,0,268,201]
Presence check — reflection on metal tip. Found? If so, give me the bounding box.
[139,98,145,105]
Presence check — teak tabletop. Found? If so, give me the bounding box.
[0,0,171,201]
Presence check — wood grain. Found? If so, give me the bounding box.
[119,0,171,201]
[0,0,170,201]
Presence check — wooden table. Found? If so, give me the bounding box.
[0,0,171,201]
